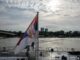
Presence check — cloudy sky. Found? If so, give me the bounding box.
[0,0,80,32]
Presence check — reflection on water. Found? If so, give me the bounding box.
[40,38,80,51]
[0,38,80,51]
[0,37,19,47]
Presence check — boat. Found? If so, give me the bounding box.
[0,46,80,60]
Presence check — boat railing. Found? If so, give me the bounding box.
[0,46,80,53]
[39,47,80,52]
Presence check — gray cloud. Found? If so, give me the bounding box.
[0,0,80,31]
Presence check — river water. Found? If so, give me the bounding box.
[0,37,80,51]
[0,37,80,60]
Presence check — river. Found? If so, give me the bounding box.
[0,37,80,51]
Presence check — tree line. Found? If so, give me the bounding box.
[0,30,80,38]
[39,30,80,37]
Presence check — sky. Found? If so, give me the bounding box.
[0,0,80,32]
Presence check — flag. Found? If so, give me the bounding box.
[14,12,38,54]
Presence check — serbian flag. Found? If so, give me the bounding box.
[14,12,38,54]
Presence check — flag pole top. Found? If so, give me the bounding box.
[37,12,39,14]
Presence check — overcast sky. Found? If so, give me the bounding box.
[0,0,80,32]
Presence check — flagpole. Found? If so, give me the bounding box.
[36,12,39,60]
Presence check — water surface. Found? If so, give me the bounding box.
[0,38,80,51]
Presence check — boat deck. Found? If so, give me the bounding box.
[0,47,80,60]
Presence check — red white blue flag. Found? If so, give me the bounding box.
[14,13,38,54]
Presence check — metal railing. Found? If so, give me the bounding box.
[0,46,80,52]
[0,46,80,60]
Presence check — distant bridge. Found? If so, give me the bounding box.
[0,30,17,37]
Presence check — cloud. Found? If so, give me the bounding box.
[0,0,80,31]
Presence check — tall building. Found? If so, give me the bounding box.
[40,28,44,32]
[45,28,48,32]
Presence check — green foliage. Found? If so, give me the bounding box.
[0,30,80,38]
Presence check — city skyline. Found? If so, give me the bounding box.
[0,0,80,32]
